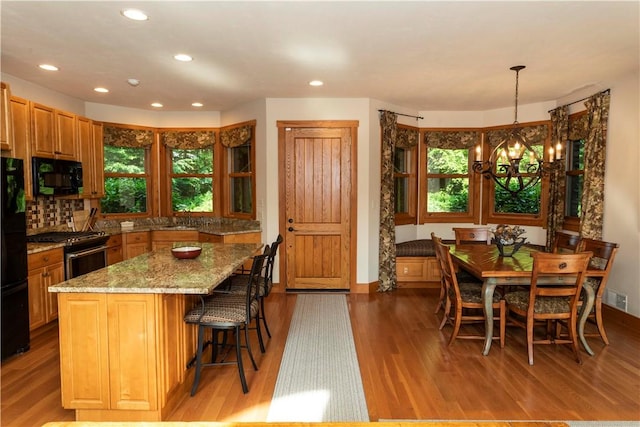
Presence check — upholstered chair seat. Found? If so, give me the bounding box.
[505,291,571,314]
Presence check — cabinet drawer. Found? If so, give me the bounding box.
[124,232,149,244]
[106,234,122,247]
[28,248,64,270]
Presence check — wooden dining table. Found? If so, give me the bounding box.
[448,244,596,356]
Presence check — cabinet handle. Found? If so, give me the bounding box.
[43,256,49,262]
[42,271,49,277]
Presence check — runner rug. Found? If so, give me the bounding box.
[267,294,369,422]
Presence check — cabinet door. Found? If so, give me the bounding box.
[123,232,150,260]
[107,294,158,411]
[31,103,56,158]
[27,267,47,330]
[58,293,110,409]
[199,233,222,243]
[1,82,12,151]
[77,117,94,198]
[46,262,64,322]
[9,96,33,200]
[55,110,77,160]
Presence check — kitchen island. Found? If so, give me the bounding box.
[49,242,262,422]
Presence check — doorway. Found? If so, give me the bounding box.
[277,121,358,290]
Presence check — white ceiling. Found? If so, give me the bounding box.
[1,1,638,112]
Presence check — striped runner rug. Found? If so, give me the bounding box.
[267,293,369,422]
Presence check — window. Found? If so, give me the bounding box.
[484,123,550,226]
[393,125,418,225]
[419,130,479,223]
[101,145,149,214]
[169,147,214,212]
[221,123,256,219]
[563,138,584,230]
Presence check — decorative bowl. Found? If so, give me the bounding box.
[171,246,202,259]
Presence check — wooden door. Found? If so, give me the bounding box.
[279,121,357,290]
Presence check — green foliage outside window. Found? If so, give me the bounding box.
[171,148,213,212]
[426,147,469,213]
[494,179,541,214]
[101,146,147,214]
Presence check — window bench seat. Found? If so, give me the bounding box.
[395,239,441,287]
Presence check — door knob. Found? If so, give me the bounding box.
[288,218,294,223]
[288,227,295,232]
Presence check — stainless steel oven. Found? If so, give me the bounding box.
[27,231,109,280]
[64,241,108,280]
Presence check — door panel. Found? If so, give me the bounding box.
[281,124,355,290]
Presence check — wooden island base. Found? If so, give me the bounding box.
[57,292,198,422]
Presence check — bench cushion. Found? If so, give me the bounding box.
[396,239,435,257]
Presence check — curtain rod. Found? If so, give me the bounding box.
[378,109,424,121]
[548,88,610,113]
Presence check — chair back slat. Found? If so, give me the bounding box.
[453,227,492,245]
[552,232,581,254]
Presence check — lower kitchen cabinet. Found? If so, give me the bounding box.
[27,248,64,330]
[151,230,199,251]
[123,231,150,260]
[57,292,195,420]
[106,234,123,265]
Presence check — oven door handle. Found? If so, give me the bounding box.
[66,245,108,259]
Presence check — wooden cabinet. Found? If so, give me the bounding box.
[57,292,192,419]
[9,96,33,200]
[396,256,441,287]
[106,234,123,265]
[31,102,77,160]
[78,117,105,198]
[1,82,12,151]
[123,231,150,260]
[198,231,261,244]
[27,248,64,330]
[151,230,199,251]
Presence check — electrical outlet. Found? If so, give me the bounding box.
[615,293,628,312]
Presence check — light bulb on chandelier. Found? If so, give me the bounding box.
[473,65,564,197]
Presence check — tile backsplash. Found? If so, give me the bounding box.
[26,197,85,230]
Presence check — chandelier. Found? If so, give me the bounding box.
[473,65,562,197]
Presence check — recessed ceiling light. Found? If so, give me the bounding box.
[192,102,203,107]
[94,87,109,93]
[174,54,193,62]
[151,102,163,108]
[127,78,140,87]
[309,80,324,87]
[121,9,148,21]
[39,64,59,71]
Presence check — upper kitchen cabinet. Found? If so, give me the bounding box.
[78,117,105,198]
[9,96,33,200]
[31,102,77,160]
[0,82,13,151]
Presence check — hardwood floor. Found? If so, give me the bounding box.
[1,289,639,426]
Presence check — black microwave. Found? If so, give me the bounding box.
[32,157,83,197]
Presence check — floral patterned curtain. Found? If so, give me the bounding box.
[546,106,569,251]
[103,125,154,147]
[396,126,419,148]
[485,124,548,148]
[424,130,480,149]
[220,125,252,148]
[580,91,610,239]
[378,111,397,292]
[161,130,216,149]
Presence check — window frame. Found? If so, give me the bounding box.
[393,125,418,225]
[482,122,551,227]
[419,128,480,224]
[562,110,588,232]
[220,122,256,220]
[100,124,156,218]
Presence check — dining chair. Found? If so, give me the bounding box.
[551,231,581,254]
[576,237,619,345]
[184,247,269,395]
[453,227,492,245]
[433,235,505,347]
[503,251,592,365]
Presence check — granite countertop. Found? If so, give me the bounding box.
[48,242,263,294]
[101,223,261,236]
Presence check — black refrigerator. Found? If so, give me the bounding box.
[1,157,30,360]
